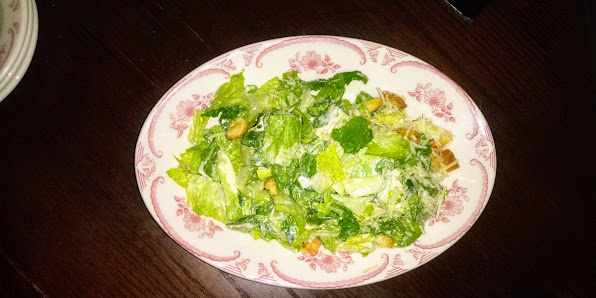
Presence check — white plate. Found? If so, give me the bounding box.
[0,0,29,81]
[0,0,37,102]
[135,36,497,289]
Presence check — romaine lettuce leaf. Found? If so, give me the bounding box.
[337,71,369,85]
[340,176,383,197]
[263,114,302,166]
[166,167,188,188]
[224,139,247,172]
[200,140,220,182]
[340,153,381,178]
[203,72,248,114]
[292,110,315,143]
[246,77,282,120]
[315,71,369,102]
[202,105,248,130]
[216,150,242,221]
[355,91,373,104]
[188,110,209,145]
[297,93,316,114]
[273,193,307,247]
[335,233,376,254]
[235,166,255,192]
[316,143,345,182]
[205,125,228,149]
[365,132,411,159]
[334,204,360,238]
[308,171,333,193]
[373,113,405,126]
[331,116,373,153]
[315,76,346,102]
[287,184,320,208]
[242,130,264,148]
[313,107,350,141]
[254,76,281,107]
[331,194,386,222]
[278,71,309,108]
[271,153,317,189]
[186,174,226,222]
[377,214,423,247]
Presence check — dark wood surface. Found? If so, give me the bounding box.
[1,0,593,296]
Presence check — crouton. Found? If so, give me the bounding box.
[225,117,248,140]
[396,128,420,143]
[375,235,395,248]
[383,91,407,109]
[364,98,384,112]
[264,177,278,196]
[301,238,322,254]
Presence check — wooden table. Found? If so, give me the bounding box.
[1,0,593,296]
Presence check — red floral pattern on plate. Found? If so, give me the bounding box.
[361,42,408,65]
[256,36,366,68]
[382,49,408,66]
[392,254,404,267]
[385,254,407,278]
[214,57,236,71]
[361,42,381,63]
[298,251,354,273]
[288,51,341,74]
[10,0,20,11]
[223,259,251,276]
[169,93,213,138]
[242,44,261,66]
[258,263,272,278]
[135,144,154,190]
[475,134,496,165]
[174,196,223,238]
[428,180,469,226]
[0,22,20,69]
[408,83,455,122]
[407,249,439,265]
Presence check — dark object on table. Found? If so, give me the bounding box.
[445,0,489,20]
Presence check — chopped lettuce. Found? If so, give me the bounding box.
[188,110,209,144]
[203,105,248,130]
[186,174,226,222]
[339,176,383,197]
[315,71,368,103]
[273,193,307,247]
[336,233,376,255]
[166,167,188,188]
[309,171,333,193]
[340,152,381,178]
[167,70,456,256]
[373,112,405,126]
[316,143,345,182]
[263,114,302,166]
[355,91,373,104]
[365,132,411,159]
[203,72,248,114]
[216,150,242,221]
[334,204,360,238]
[271,153,317,188]
[331,116,373,153]
[224,139,247,172]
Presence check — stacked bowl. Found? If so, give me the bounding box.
[0,0,38,102]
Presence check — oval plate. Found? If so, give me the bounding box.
[135,36,497,289]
